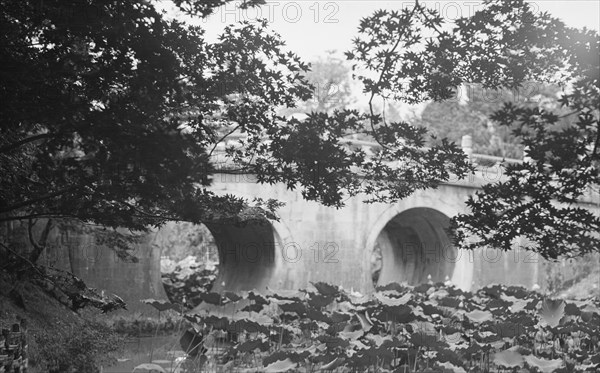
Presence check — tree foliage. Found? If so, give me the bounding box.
[0,0,310,232]
[0,0,472,314]
[0,0,597,273]
[346,0,599,259]
[0,0,470,235]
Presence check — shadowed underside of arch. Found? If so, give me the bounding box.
[204,220,278,293]
[375,208,457,286]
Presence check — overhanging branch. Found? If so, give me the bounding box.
[0,133,53,154]
[0,186,79,214]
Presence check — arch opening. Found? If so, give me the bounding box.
[156,222,220,309]
[371,208,457,287]
[205,218,279,294]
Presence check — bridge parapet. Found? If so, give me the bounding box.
[211,132,523,165]
[209,132,598,205]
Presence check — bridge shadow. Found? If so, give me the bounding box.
[205,219,278,294]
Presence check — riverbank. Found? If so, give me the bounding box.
[0,271,123,372]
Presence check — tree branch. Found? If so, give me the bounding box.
[417,4,442,34]
[208,125,241,158]
[0,213,80,223]
[592,125,600,160]
[557,110,579,119]
[117,201,180,223]
[0,133,53,154]
[27,218,41,254]
[28,218,53,263]
[0,242,45,277]
[367,1,420,150]
[0,186,79,214]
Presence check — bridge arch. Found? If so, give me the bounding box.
[205,219,274,293]
[364,200,473,292]
[203,217,296,293]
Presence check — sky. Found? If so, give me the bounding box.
[156,0,599,114]
[192,0,600,61]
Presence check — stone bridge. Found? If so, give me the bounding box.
[37,138,600,313]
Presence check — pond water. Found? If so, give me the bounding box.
[101,335,187,373]
[101,334,230,373]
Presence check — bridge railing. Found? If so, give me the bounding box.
[210,132,524,170]
[460,134,523,166]
[208,131,600,206]
[339,134,525,168]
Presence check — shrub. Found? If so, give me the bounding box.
[161,256,217,310]
[103,312,185,338]
[31,322,123,373]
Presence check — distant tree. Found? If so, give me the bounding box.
[414,85,523,158]
[280,50,356,115]
[414,83,581,159]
